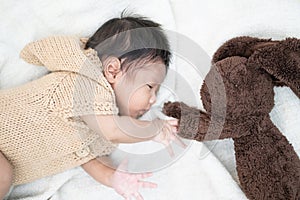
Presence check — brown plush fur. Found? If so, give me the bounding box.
[163,36,300,200]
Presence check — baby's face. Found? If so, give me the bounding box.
[113,60,166,118]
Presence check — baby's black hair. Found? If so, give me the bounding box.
[85,12,171,71]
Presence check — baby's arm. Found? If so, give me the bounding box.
[81,115,178,144]
[82,158,114,187]
[0,152,13,199]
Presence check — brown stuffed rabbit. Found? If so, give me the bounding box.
[163,36,300,200]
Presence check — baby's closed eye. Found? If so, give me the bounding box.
[147,84,153,89]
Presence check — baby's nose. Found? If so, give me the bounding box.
[149,93,157,105]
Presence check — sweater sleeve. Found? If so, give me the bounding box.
[49,72,118,119]
[20,35,87,71]
[20,35,108,91]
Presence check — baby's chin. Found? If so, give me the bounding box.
[132,110,147,119]
[132,113,142,119]
[119,108,147,119]
[118,110,139,119]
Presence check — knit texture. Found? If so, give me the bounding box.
[0,36,118,185]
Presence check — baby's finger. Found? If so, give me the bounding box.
[166,143,175,157]
[173,135,187,148]
[161,127,168,140]
[167,119,178,126]
[135,172,153,179]
[123,193,131,200]
[171,126,178,134]
[138,180,158,189]
[134,192,144,200]
[167,133,176,143]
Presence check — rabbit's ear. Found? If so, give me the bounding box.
[212,36,274,64]
[249,38,300,98]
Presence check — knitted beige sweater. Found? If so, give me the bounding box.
[0,36,118,185]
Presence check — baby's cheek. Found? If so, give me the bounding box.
[130,92,149,108]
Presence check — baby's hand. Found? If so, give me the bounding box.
[111,159,157,200]
[152,119,186,157]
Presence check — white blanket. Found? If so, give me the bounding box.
[1,0,299,199]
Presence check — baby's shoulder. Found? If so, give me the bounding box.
[48,71,109,95]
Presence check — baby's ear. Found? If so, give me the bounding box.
[102,56,122,84]
[249,38,300,98]
[212,36,274,63]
